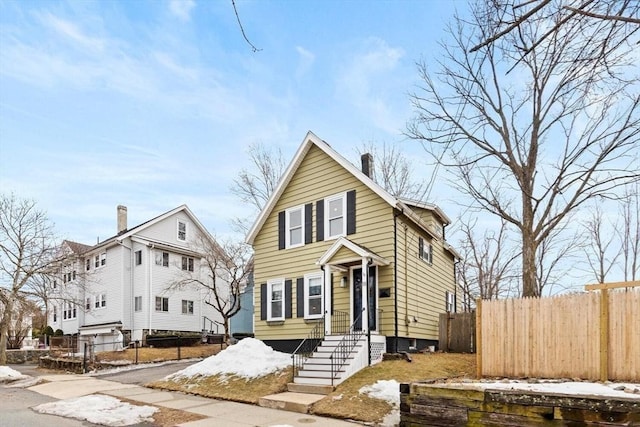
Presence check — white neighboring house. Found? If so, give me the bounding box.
[48,205,224,349]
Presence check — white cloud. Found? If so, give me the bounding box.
[169,0,196,22]
[39,13,106,51]
[335,37,406,134]
[295,46,315,78]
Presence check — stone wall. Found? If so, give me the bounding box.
[6,349,51,364]
[400,382,640,426]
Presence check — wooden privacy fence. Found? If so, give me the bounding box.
[438,312,475,353]
[476,281,640,382]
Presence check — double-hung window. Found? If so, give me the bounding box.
[325,193,346,239]
[285,205,304,248]
[182,256,194,272]
[304,273,323,319]
[267,279,285,321]
[419,237,433,264]
[155,251,169,267]
[182,300,194,315]
[135,250,142,266]
[86,297,91,310]
[446,291,456,313]
[177,220,187,241]
[100,252,107,266]
[95,294,106,309]
[134,296,142,312]
[94,255,99,268]
[155,296,169,312]
[86,259,90,271]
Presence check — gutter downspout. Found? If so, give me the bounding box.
[393,209,401,353]
[117,239,134,338]
[149,244,155,337]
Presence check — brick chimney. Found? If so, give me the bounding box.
[361,153,373,178]
[117,205,127,235]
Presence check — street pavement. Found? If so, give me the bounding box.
[3,363,361,427]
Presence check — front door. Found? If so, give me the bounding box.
[352,266,377,331]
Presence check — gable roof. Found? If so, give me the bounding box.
[317,237,390,267]
[84,204,213,253]
[63,240,93,255]
[246,131,453,253]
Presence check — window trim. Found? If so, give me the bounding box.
[267,278,285,321]
[181,256,194,272]
[95,293,106,309]
[446,291,456,313]
[155,296,169,312]
[304,272,324,319]
[285,205,305,249]
[324,192,347,239]
[135,250,142,266]
[134,296,142,312]
[181,299,194,315]
[156,251,169,267]
[100,252,107,267]
[177,219,187,242]
[86,297,91,311]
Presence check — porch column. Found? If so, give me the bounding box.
[361,258,369,332]
[324,265,332,335]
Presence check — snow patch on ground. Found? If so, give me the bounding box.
[0,366,26,382]
[452,380,640,399]
[167,338,291,380]
[33,394,157,426]
[359,379,401,427]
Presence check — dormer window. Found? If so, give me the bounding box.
[177,220,187,241]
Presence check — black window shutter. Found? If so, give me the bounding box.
[316,200,324,241]
[285,279,292,319]
[305,203,313,244]
[419,237,424,258]
[260,283,267,320]
[296,277,304,318]
[278,211,285,250]
[346,190,356,235]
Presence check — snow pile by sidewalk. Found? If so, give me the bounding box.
[359,379,401,427]
[454,380,640,399]
[33,395,157,426]
[167,338,292,380]
[0,366,26,382]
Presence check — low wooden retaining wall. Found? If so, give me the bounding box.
[400,382,640,426]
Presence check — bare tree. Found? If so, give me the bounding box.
[231,142,286,233]
[0,194,60,363]
[357,142,427,200]
[175,235,252,344]
[619,183,640,281]
[470,1,640,65]
[407,1,640,297]
[582,203,620,283]
[456,217,520,310]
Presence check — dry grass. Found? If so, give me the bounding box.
[149,351,474,425]
[310,352,476,423]
[148,368,292,404]
[91,344,225,364]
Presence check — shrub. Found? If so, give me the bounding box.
[54,329,64,336]
[43,326,54,336]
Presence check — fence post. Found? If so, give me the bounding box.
[82,342,88,373]
[476,299,482,379]
[599,289,609,382]
[177,336,181,360]
[135,340,139,364]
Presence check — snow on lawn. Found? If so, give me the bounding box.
[33,395,157,427]
[359,380,401,427]
[167,338,292,380]
[0,366,26,382]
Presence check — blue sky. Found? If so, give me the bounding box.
[0,0,468,244]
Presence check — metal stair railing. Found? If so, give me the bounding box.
[291,312,326,378]
[329,308,366,386]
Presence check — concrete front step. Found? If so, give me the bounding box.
[287,382,334,395]
[258,392,325,414]
[293,376,336,385]
[297,370,342,379]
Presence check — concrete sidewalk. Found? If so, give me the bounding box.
[27,374,360,426]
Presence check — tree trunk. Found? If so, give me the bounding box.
[0,298,14,364]
[223,317,230,346]
[522,192,539,297]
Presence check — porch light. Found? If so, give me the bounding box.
[340,276,348,288]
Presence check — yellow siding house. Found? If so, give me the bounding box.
[246,132,460,387]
